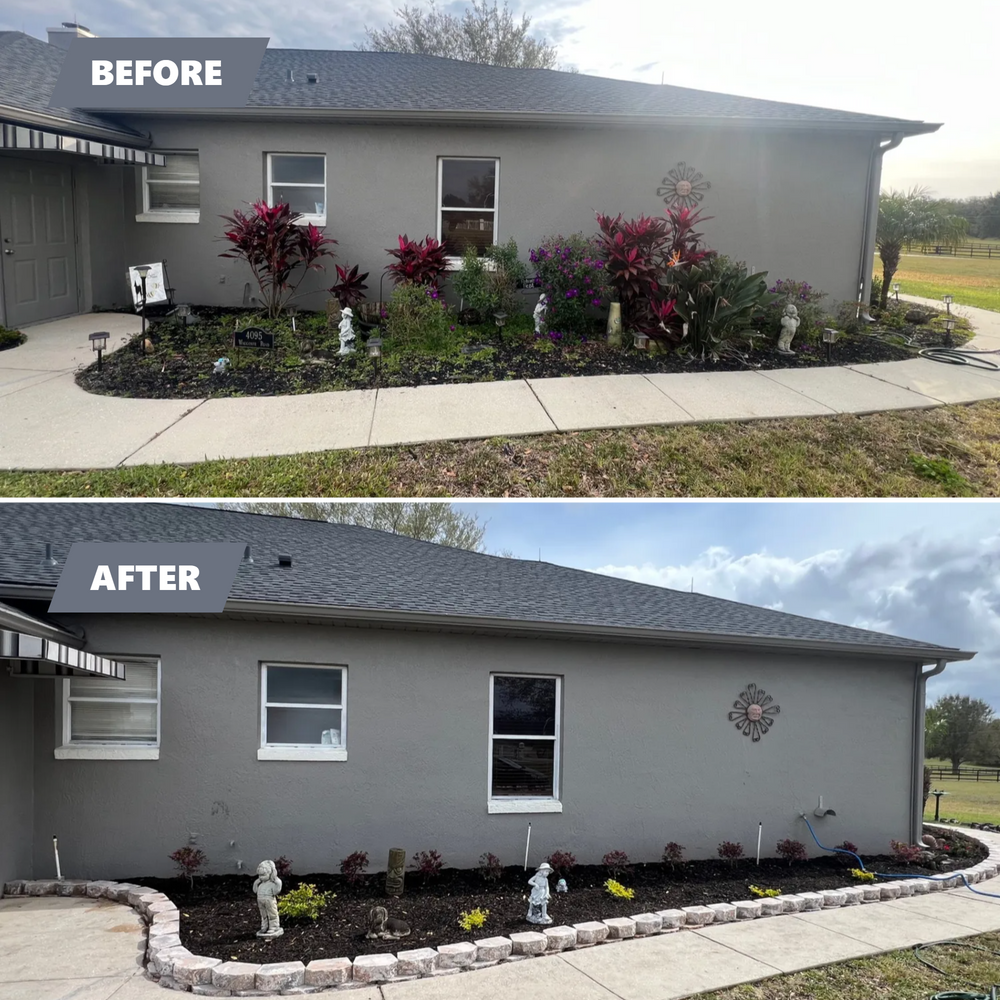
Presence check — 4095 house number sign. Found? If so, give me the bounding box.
[233,327,275,350]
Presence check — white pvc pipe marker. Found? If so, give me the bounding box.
[53,836,63,880]
[524,823,532,871]
[756,823,762,865]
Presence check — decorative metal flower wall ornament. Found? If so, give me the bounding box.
[728,683,780,741]
[657,162,711,209]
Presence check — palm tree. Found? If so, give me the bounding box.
[875,187,968,310]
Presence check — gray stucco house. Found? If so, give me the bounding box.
[0,25,940,329]
[0,502,974,886]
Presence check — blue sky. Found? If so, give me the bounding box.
[455,501,1000,710]
[5,0,997,197]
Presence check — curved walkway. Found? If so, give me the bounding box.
[1,300,997,471]
[2,825,999,1000]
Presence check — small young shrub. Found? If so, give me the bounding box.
[850,868,876,882]
[339,850,369,884]
[717,841,744,865]
[169,846,207,887]
[837,841,859,854]
[749,885,781,898]
[604,879,635,900]
[411,850,444,879]
[775,839,807,865]
[890,839,924,864]
[529,233,610,340]
[452,246,492,318]
[458,907,490,932]
[602,850,631,878]
[277,883,334,921]
[477,852,503,882]
[545,850,577,876]
[869,275,883,310]
[274,856,293,879]
[662,842,685,868]
[385,282,455,354]
[386,234,450,287]
[0,326,26,350]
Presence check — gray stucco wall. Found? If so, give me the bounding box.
[108,117,876,315]
[30,615,919,880]
[0,668,35,885]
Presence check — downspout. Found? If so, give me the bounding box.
[858,131,905,321]
[912,658,947,841]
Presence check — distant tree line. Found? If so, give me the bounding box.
[925,694,999,772]
[934,192,1000,240]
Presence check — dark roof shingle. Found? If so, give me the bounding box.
[0,503,967,659]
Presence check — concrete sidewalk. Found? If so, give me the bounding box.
[1,300,998,472]
[2,825,999,1000]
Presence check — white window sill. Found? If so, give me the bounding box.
[488,799,562,814]
[293,218,326,228]
[257,747,347,761]
[447,256,497,271]
[55,746,159,760]
[135,213,200,224]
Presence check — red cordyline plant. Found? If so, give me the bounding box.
[386,235,450,287]
[219,201,337,318]
[329,263,369,309]
[169,846,207,888]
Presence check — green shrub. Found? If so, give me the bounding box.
[756,278,827,341]
[749,885,781,898]
[277,883,334,921]
[453,240,528,324]
[529,233,610,339]
[870,275,883,310]
[0,325,26,350]
[458,907,490,932]
[385,282,456,354]
[452,247,492,319]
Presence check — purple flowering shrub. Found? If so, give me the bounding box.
[754,278,828,341]
[529,233,610,340]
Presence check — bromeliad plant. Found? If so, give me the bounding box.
[219,201,337,318]
[386,235,450,287]
[329,264,370,310]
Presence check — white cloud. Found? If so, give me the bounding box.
[590,530,1000,710]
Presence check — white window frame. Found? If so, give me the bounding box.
[258,662,347,761]
[487,672,561,814]
[437,156,499,267]
[136,151,200,224]
[55,657,161,760]
[266,153,327,227]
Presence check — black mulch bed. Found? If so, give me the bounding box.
[130,831,986,965]
[75,332,913,400]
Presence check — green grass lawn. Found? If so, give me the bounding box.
[924,758,1000,825]
[702,933,1000,1000]
[876,252,1000,312]
[2,400,999,498]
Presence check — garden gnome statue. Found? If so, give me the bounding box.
[253,860,283,938]
[526,862,553,924]
[338,307,356,355]
[533,293,548,336]
[776,303,800,354]
[556,878,568,893]
[213,357,230,374]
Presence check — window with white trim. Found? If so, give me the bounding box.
[488,674,561,813]
[259,663,346,761]
[138,152,199,222]
[266,153,326,225]
[57,658,160,759]
[438,157,498,259]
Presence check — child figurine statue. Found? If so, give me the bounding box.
[533,294,548,336]
[776,303,800,354]
[338,307,356,355]
[253,860,284,938]
[526,862,554,924]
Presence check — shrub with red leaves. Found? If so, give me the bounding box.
[386,235,450,288]
[545,850,577,876]
[411,849,444,878]
[890,839,924,864]
[329,263,369,310]
[663,842,685,868]
[169,846,207,888]
[477,852,503,882]
[775,839,807,864]
[219,200,337,318]
[339,850,369,884]
[717,841,744,865]
[602,850,631,877]
[274,856,293,879]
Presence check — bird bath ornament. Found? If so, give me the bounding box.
[556,878,568,893]
[526,862,553,924]
[338,307,356,355]
[533,293,548,336]
[776,303,800,354]
[253,860,284,938]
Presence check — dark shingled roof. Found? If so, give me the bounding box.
[0,503,968,660]
[0,30,934,135]
[0,31,145,138]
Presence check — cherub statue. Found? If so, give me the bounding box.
[533,294,548,336]
[253,860,283,938]
[338,307,356,355]
[526,862,553,924]
[365,906,411,940]
[776,303,800,354]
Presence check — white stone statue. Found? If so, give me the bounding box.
[253,860,283,938]
[338,307,356,355]
[776,303,801,354]
[526,862,553,924]
[213,357,230,374]
[533,294,548,336]
[556,878,568,893]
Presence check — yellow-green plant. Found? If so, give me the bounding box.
[277,883,334,921]
[749,885,781,898]
[850,868,876,882]
[458,907,490,932]
[604,879,635,900]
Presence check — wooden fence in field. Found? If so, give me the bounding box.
[927,765,1000,782]
[909,243,1000,259]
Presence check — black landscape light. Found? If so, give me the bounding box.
[892,282,900,302]
[944,318,956,347]
[135,263,151,345]
[493,311,508,344]
[89,331,109,371]
[822,327,838,362]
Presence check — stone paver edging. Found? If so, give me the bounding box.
[4,829,999,996]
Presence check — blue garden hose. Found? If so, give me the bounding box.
[799,814,1000,900]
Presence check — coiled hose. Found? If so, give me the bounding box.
[918,347,1000,370]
